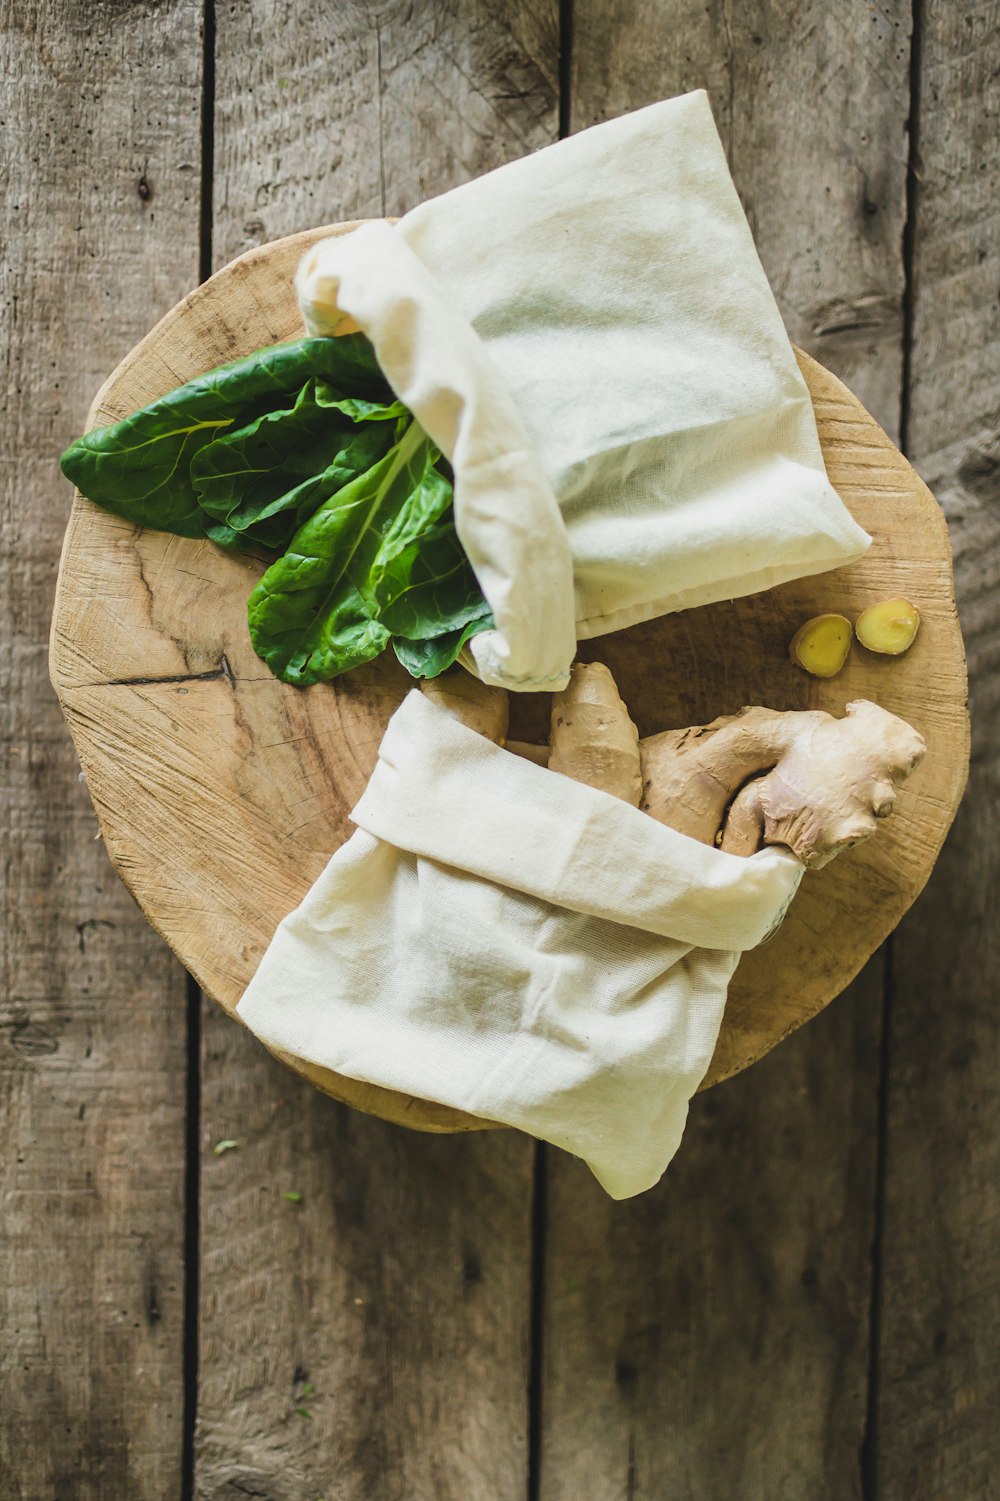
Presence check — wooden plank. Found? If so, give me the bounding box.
[0,2,202,1497]
[539,5,913,1496]
[197,1031,533,1500]
[722,4,912,442]
[195,4,558,1496]
[877,3,1000,1494]
[541,967,882,1500]
[212,0,558,266]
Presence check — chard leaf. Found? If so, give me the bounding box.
[371,514,487,642]
[203,427,397,553]
[191,384,402,551]
[59,334,390,537]
[392,610,494,679]
[61,329,493,689]
[374,463,454,561]
[247,421,440,685]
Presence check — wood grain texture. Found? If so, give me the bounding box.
[49,232,968,1128]
[876,3,1000,1495]
[540,6,919,1498]
[0,1,202,1496]
[191,5,556,1496]
[198,1024,532,1501]
[539,962,883,1501]
[213,0,558,266]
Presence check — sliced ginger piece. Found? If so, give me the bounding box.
[855,597,920,656]
[788,614,853,678]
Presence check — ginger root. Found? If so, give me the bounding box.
[722,701,924,867]
[420,673,509,744]
[789,613,852,678]
[421,664,925,870]
[856,597,920,656]
[640,699,924,867]
[548,663,642,806]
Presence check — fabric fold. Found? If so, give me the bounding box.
[352,692,801,953]
[237,694,803,1199]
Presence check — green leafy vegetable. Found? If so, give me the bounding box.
[60,335,392,539]
[249,420,452,686]
[191,382,405,552]
[60,332,491,685]
[372,516,487,640]
[392,611,494,679]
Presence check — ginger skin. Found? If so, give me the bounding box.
[548,664,642,806]
[641,700,924,867]
[420,672,509,744]
[422,665,925,869]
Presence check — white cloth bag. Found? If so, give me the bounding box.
[296,89,869,691]
[238,693,802,1199]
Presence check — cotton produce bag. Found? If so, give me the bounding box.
[238,91,849,1195]
[238,693,803,1199]
[296,88,870,691]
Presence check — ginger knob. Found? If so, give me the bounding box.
[856,598,920,656]
[549,663,642,806]
[789,614,852,678]
[420,670,509,743]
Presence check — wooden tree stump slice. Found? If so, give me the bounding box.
[50,223,969,1133]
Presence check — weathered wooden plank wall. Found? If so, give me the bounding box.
[877,2,1000,1494]
[0,3,203,1498]
[1,1,996,1499]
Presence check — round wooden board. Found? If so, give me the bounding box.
[50,223,970,1133]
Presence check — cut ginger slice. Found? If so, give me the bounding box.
[855,598,920,656]
[788,613,853,678]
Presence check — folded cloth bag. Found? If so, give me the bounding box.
[296,88,870,691]
[238,692,803,1199]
